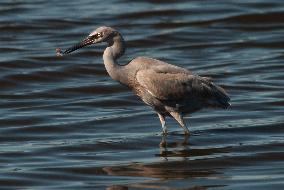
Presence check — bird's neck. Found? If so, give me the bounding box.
[103,34,129,85]
[108,34,125,60]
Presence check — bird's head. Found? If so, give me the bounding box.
[58,26,118,55]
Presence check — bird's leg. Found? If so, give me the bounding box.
[158,113,167,135]
[169,112,190,135]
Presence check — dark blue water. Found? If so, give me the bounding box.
[1,0,284,189]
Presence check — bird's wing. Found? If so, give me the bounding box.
[136,69,230,105]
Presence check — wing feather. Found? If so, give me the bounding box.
[136,69,230,108]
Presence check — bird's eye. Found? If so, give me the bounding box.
[97,33,102,38]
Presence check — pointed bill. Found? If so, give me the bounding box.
[62,36,95,55]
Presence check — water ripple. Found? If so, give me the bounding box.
[0,0,283,189]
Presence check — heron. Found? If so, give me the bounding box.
[57,26,230,135]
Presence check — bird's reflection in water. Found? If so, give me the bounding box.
[103,134,219,189]
[158,133,190,161]
[106,185,128,190]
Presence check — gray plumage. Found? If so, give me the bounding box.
[59,26,230,135]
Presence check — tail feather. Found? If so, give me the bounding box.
[201,77,231,109]
[210,83,230,109]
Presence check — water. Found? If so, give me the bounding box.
[1,0,284,189]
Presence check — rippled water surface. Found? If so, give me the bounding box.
[1,0,284,189]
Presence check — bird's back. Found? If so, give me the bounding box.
[128,57,191,74]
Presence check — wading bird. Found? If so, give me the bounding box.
[57,26,230,135]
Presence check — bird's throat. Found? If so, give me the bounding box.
[108,34,125,60]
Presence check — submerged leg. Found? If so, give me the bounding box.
[169,112,190,135]
[157,113,167,135]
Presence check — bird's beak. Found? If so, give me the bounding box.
[62,36,96,55]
